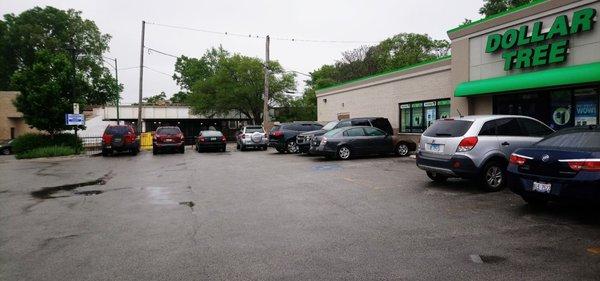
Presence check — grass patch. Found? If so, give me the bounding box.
[16,146,77,159]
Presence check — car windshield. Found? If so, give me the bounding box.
[157,127,180,135]
[536,131,600,150]
[201,131,222,137]
[324,128,345,137]
[105,126,130,134]
[423,120,473,138]
[322,121,339,131]
[245,127,263,133]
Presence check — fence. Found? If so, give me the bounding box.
[80,135,103,155]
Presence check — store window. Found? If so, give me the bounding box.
[574,89,598,126]
[399,99,451,133]
[550,90,572,130]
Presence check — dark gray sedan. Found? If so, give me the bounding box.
[309,126,395,160]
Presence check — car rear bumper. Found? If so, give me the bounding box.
[508,169,600,202]
[309,145,336,157]
[154,142,184,148]
[241,140,268,146]
[269,140,285,149]
[103,142,139,151]
[416,151,479,178]
[196,143,226,149]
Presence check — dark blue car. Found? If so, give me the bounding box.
[507,125,600,206]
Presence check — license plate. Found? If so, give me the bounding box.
[114,138,122,142]
[211,137,216,141]
[165,138,172,142]
[428,143,443,152]
[532,182,551,193]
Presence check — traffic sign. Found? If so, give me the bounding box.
[65,114,85,125]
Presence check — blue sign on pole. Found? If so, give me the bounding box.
[65,114,85,126]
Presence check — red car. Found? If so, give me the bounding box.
[153,126,185,155]
[102,125,140,156]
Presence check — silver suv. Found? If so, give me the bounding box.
[416,115,554,191]
[236,126,268,151]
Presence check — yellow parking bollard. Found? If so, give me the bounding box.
[140,132,153,149]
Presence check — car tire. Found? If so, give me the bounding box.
[221,147,226,152]
[522,195,549,208]
[276,147,284,153]
[130,148,139,156]
[196,145,201,152]
[240,144,246,151]
[426,171,447,182]
[102,149,110,157]
[262,146,267,151]
[1,148,10,155]
[337,146,351,160]
[286,140,299,154]
[480,161,506,192]
[236,143,240,150]
[395,143,410,157]
[179,146,185,154]
[152,147,158,155]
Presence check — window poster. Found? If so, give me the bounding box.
[574,90,598,126]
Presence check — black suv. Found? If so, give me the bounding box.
[297,117,394,153]
[102,125,140,156]
[269,122,323,153]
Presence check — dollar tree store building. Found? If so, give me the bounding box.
[316,0,600,148]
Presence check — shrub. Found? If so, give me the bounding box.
[12,133,82,154]
[15,146,76,159]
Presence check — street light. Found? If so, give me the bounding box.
[103,56,120,124]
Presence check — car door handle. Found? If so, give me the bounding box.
[501,142,510,146]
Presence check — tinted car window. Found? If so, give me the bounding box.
[322,121,339,130]
[364,127,386,136]
[479,120,496,136]
[324,128,345,137]
[344,128,365,137]
[311,124,324,131]
[245,127,263,133]
[336,120,351,128]
[518,118,553,137]
[352,119,371,126]
[201,131,223,137]
[156,127,181,135]
[495,118,525,136]
[105,126,130,135]
[299,124,315,131]
[423,120,473,138]
[536,131,600,150]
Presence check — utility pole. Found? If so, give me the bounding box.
[114,58,120,124]
[137,20,145,134]
[262,35,270,127]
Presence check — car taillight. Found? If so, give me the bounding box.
[560,159,600,172]
[221,136,227,142]
[322,137,327,145]
[272,131,283,138]
[456,136,478,152]
[124,133,136,143]
[509,153,532,166]
[198,136,205,142]
[102,134,112,144]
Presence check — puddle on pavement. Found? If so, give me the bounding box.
[312,164,342,172]
[30,172,112,199]
[470,254,506,264]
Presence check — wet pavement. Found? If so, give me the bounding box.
[0,144,599,280]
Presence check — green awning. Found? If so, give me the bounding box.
[455,62,600,97]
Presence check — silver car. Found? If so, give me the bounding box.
[416,115,554,191]
[236,126,268,151]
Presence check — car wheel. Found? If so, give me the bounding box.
[286,140,299,154]
[240,144,246,151]
[102,149,110,157]
[481,161,506,192]
[522,195,549,208]
[1,148,10,155]
[395,143,410,157]
[337,146,351,160]
[130,148,138,156]
[221,147,226,152]
[236,143,240,150]
[152,147,158,155]
[426,171,447,182]
[179,146,185,154]
[262,146,267,151]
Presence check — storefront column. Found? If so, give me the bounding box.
[450,38,471,116]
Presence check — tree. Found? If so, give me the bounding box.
[479,0,534,17]
[177,47,296,125]
[143,92,167,105]
[308,33,449,91]
[2,6,118,135]
[169,91,189,104]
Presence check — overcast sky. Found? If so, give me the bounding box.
[2,0,483,103]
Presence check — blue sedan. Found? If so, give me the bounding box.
[507,125,600,206]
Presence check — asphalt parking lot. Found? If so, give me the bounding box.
[1,144,599,280]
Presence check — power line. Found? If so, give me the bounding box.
[145,21,379,44]
[144,66,173,77]
[118,66,140,71]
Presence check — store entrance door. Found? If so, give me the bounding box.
[494,93,550,124]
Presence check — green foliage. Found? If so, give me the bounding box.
[12,133,82,155]
[308,33,449,91]
[170,91,190,104]
[479,0,534,17]
[143,92,167,105]
[274,89,317,122]
[176,47,296,124]
[16,146,76,159]
[2,6,119,134]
